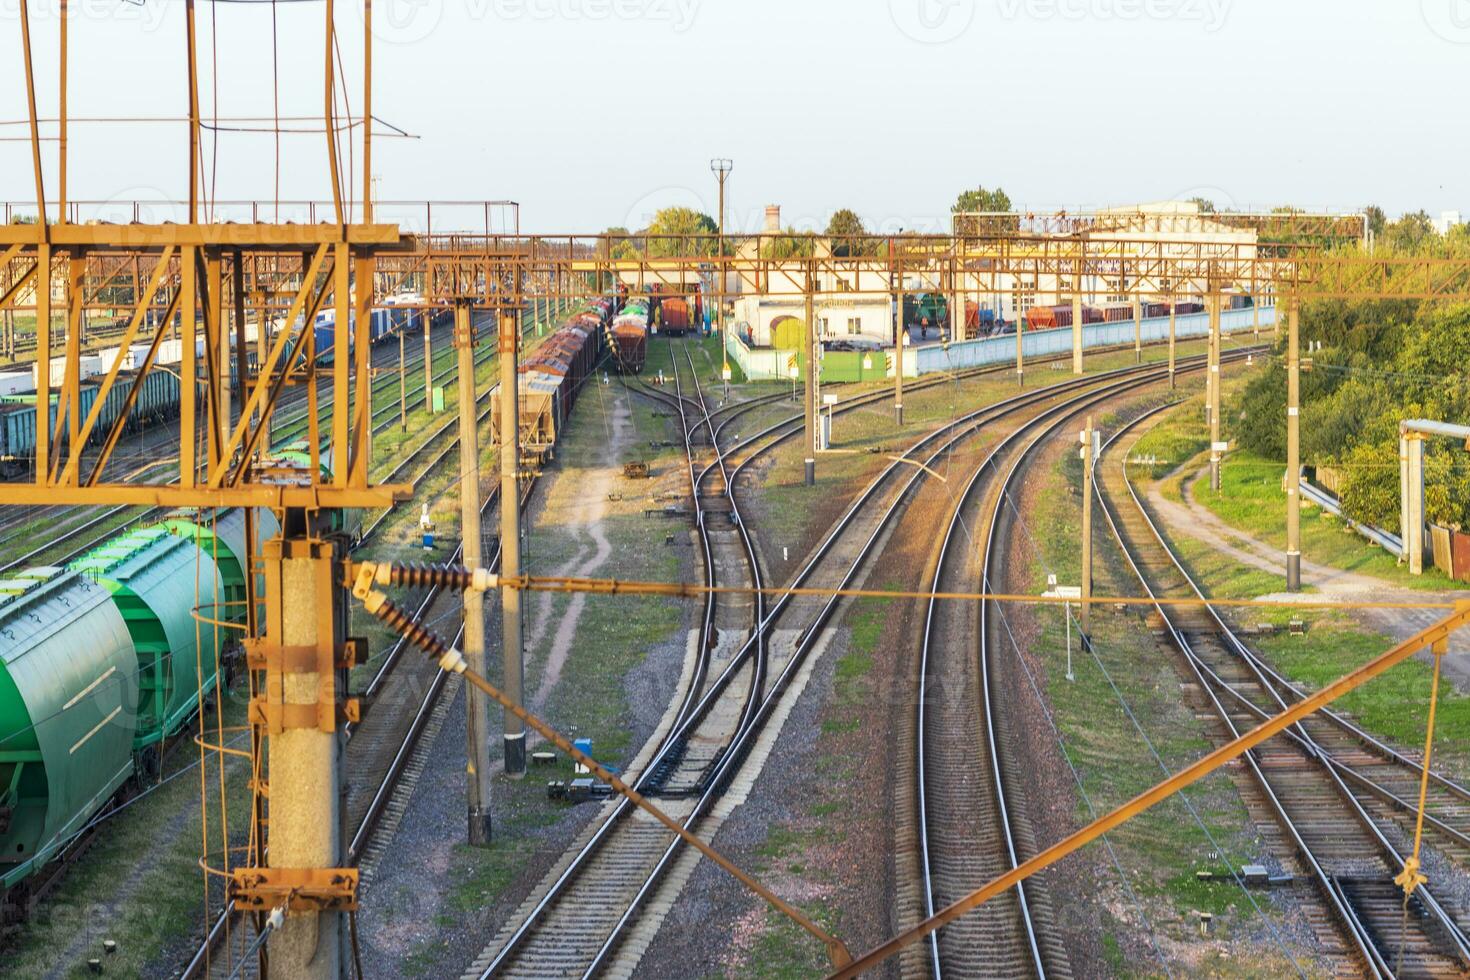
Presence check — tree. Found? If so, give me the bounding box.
[645,206,716,257]
[1189,196,1217,214]
[599,226,641,261]
[951,186,1015,235]
[761,227,817,260]
[952,186,1012,214]
[825,208,870,257]
[1381,210,1436,253]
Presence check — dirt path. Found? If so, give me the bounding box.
[525,396,629,712]
[1145,464,1470,692]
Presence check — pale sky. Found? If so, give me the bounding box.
[3,0,1466,232]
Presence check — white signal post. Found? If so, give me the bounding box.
[1042,575,1083,682]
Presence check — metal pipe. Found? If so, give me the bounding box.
[58,0,67,224]
[186,0,200,223]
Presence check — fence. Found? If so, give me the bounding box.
[725,306,1276,382]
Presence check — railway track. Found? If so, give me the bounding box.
[186,331,1237,977]
[908,354,1251,978]
[1098,407,1470,977]
[474,344,1241,978]
[472,342,770,977]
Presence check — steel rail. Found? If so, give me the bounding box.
[1097,409,1470,975]
[502,350,1240,977]
[482,342,768,976]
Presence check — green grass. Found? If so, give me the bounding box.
[743,902,841,980]
[1023,448,1293,953]
[1141,389,1459,592]
[1251,610,1470,773]
[394,374,690,977]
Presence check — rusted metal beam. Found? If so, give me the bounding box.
[209,244,328,485]
[60,246,175,484]
[88,288,182,486]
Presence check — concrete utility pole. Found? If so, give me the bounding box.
[1167,296,1177,390]
[398,326,407,430]
[1208,290,1223,493]
[893,279,905,425]
[455,303,494,843]
[1403,431,1426,575]
[1132,295,1142,363]
[423,309,434,413]
[499,308,527,775]
[261,521,350,979]
[1079,416,1096,638]
[1014,287,1025,389]
[1071,292,1084,375]
[950,268,962,344]
[804,265,817,486]
[711,158,732,379]
[1285,297,1302,592]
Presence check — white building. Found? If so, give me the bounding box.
[1436,210,1463,235]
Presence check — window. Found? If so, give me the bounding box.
[847,317,861,335]
[819,316,830,335]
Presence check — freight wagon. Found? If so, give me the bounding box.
[492,305,605,459]
[0,504,282,904]
[0,370,182,476]
[654,296,695,337]
[1025,303,1107,330]
[610,298,650,374]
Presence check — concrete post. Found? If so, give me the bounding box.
[1407,434,1426,576]
[1071,293,1084,375]
[1400,434,1411,565]
[423,309,434,413]
[894,284,905,425]
[1080,416,1095,638]
[1168,298,1177,390]
[456,305,496,840]
[804,269,817,486]
[498,308,526,775]
[950,272,962,344]
[398,327,407,430]
[263,528,347,979]
[1286,298,1302,591]
[1015,287,1025,389]
[1208,291,1222,493]
[1132,295,1142,364]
